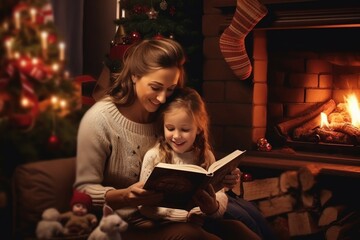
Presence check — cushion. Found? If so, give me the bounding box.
[12,157,76,239]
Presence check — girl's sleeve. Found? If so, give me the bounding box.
[140,146,160,182]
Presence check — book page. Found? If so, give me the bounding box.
[208,150,245,173]
[155,162,208,174]
[207,149,246,192]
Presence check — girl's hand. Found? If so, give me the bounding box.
[222,167,241,189]
[105,182,163,209]
[192,184,219,215]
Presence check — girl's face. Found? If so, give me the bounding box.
[163,107,199,153]
[133,67,180,113]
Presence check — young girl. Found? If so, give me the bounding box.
[140,87,261,240]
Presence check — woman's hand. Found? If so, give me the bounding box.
[105,182,163,209]
[222,167,241,190]
[192,184,219,215]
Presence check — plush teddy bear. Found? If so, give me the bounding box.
[36,207,64,239]
[59,189,98,236]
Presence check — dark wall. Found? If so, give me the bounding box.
[82,0,116,79]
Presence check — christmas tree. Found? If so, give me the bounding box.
[109,0,203,89]
[0,0,84,175]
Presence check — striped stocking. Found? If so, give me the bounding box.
[219,0,267,80]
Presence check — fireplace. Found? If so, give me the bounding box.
[254,3,360,167]
[202,0,360,171]
[265,27,360,158]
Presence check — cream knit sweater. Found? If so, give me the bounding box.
[74,97,157,218]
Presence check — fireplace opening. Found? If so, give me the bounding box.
[265,27,360,159]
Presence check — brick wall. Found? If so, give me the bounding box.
[202,0,267,152]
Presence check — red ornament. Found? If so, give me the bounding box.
[9,113,34,130]
[241,173,253,182]
[48,133,60,150]
[257,137,272,152]
[130,31,141,43]
[47,34,57,44]
[153,33,164,40]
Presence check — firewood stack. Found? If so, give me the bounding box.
[241,165,360,239]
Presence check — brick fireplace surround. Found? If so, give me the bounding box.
[202,0,360,177]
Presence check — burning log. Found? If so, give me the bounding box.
[276,99,336,137]
[315,128,352,144]
[293,101,336,139]
[331,123,360,144]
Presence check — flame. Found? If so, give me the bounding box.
[320,112,330,128]
[345,93,360,128]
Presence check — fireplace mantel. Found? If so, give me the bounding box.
[214,0,360,30]
[238,151,360,178]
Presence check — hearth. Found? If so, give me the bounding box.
[264,27,360,159]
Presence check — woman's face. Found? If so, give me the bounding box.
[134,67,180,113]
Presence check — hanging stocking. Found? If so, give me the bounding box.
[219,0,267,80]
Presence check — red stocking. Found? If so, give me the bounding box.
[219,0,267,80]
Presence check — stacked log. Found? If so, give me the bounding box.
[241,166,360,239]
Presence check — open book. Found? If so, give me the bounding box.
[143,149,246,210]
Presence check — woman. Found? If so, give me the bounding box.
[74,38,245,239]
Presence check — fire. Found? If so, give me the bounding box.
[320,93,360,129]
[344,93,360,128]
[320,112,330,128]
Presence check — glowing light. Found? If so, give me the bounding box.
[20,59,27,68]
[320,112,330,129]
[40,31,48,50]
[52,63,59,72]
[14,11,21,29]
[59,99,67,108]
[51,96,58,105]
[32,58,39,65]
[4,38,13,58]
[14,52,20,59]
[58,42,65,61]
[21,97,30,108]
[345,93,360,128]
[30,8,37,23]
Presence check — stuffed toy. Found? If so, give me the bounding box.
[36,208,64,239]
[88,204,128,240]
[59,189,98,236]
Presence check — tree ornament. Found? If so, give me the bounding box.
[169,6,176,16]
[257,137,272,152]
[48,132,60,150]
[169,33,174,39]
[133,4,144,15]
[47,33,57,44]
[129,31,141,42]
[153,33,163,40]
[146,7,158,20]
[242,173,253,182]
[160,0,168,11]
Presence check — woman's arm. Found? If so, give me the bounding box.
[105,182,163,210]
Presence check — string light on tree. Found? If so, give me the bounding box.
[58,42,65,61]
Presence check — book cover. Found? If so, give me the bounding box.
[143,149,246,210]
